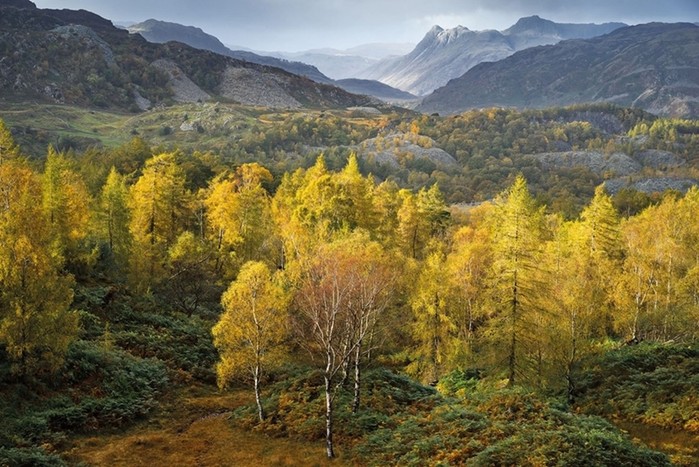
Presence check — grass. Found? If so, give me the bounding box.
[64,385,346,467]
[0,103,382,159]
[617,421,699,466]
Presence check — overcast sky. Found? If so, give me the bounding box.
[32,0,699,52]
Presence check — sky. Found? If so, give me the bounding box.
[32,0,699,52]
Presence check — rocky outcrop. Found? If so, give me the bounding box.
[532,151,641,176]
[632,150,685,169]
[604,177,698,194]
[151,59,210,103]
[51,25,116,66]
[217,67,301,109]
[356,132,457,169]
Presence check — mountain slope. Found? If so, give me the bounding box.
[127,19,410,102]
[359,16,625,96]
[418,23,699,118]
[0,1,373,111]
[128,19,333,84]
[334,79,416,101]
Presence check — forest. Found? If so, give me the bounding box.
[0,112,698,465]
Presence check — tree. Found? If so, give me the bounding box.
[408,251,455,383]
[129,153,192,291]
[0,119,21,164]
[0,161,77,376]
[546,186,622,398]
[343,234,396,413]
[212,261,288,422]
[293,234,394,457]
[165,232,213,317]
[205,163,274,279]
[445,222,492,367]
[98,167,131,274]
[487,175,545,386]
[397,184,450,259]
[41,148,91,267]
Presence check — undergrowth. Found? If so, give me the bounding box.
[230,365,671,466]
[574,343,699,432]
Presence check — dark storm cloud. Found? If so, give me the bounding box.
[32,0,699,51]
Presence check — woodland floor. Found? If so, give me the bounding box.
[61,385,346,467]
[615,421,699,466]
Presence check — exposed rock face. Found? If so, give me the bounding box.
[151,59,210,103]
[533,151,641,176]
[604,177,698,194]
[51,25,116,66]
[356,132,458,169]
[218,67,301,109]
[360,16,624,96]
[418,23,699,118]
[633,150,685,169]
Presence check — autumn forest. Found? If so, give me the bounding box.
[0,111,698,465]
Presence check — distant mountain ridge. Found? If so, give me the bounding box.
[128,19,333,84]
[127,19,413,101]
[0,1,374,111]
[359,16,626,96]
[267,43,415,80]
[417,22,699,118]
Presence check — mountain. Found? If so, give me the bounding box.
[0,1,374,111]
[268,43,414,80]
[127,19,410,102]
[334,79,416,101]
[267,51,376,80]
[418,23,699,118]
[128,19,333,84]
[359,16,625,96]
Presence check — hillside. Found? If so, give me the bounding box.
[418,22,699,118]
[0,1,373,111]
[127,19,411,102]
[359,16,624,96]
[334,78,416,101]
[128,19,334,85]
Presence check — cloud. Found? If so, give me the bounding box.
[32,0,699,51]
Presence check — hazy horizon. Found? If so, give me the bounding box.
[32,0,699,52]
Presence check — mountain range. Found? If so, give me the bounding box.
[127,19,415,102]
[358,16,626,96]
[0,1,375,111]
[418,22,699,118]
[266,43,414,80]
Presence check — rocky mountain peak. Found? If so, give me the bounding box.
[427,25,444,35]
[505,15,559,35]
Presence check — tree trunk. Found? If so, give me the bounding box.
[508,276,518,387]
[254,363,265,422]
[324,373,335,458]
[352,343,361,414]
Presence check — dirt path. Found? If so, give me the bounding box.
[62,386,347,467]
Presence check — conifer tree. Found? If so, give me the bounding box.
[128,153,192,291]
[487,175,545,386]
[0,161,77,376]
